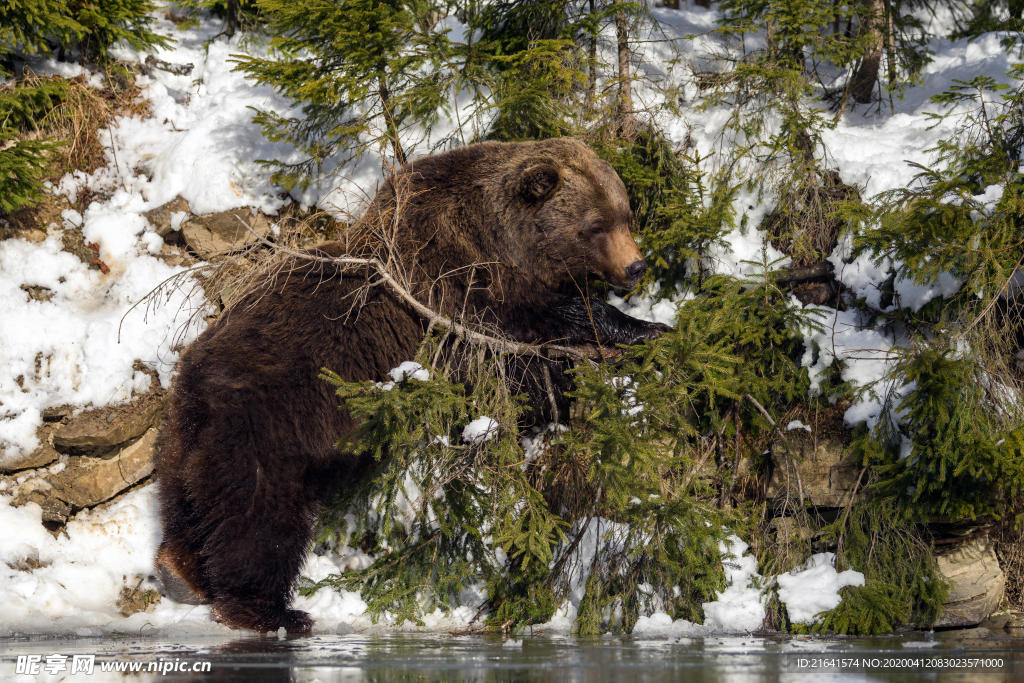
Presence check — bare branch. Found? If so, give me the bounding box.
[234,216,614,365]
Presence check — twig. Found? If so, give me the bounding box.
[144,55,195,76]
[725,405,742,508]
[835,464,868,559]
[744,393,808,524]
[682,435,716,491]
[541,363,560,420]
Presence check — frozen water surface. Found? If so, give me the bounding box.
[3,628,1024,681]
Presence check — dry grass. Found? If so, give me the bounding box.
[763,171,859,268]
[38,65,151,184]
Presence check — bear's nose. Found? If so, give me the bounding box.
[625,259,648,281]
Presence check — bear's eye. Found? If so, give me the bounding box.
[584,223,605,235]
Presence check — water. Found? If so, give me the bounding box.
[3,627,1023,682]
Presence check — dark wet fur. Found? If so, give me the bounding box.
[155,140,668,633]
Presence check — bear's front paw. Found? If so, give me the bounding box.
[281,609,315,634]
[628,321,672,343]
[212,600,314,634]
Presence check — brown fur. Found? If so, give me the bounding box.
[155,139,668,633]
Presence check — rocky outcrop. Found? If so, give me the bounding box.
[933,537,1005,628]
[53,391,165,451]
[0,423,61,473]
[3,384,166,527]
[181,208,272,258]
[48,427,159,508]
[766,432,860,508]
[144,195,190,238]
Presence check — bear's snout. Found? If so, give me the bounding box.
[625,259,648,284]
[601,229,645,289]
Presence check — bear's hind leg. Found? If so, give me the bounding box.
[156,541,209,606]
[201,482,319,634]
[155,465,210,605]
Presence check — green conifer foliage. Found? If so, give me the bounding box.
[592,130,737,295]
[864,70,1024,316]
[0,2,73,214]
[68,0,169,62]
[682,253,825,450]
[870,347,1024,519]
[813,499,949,634]
[306,318,743,633]
[0,0,168,213]
[853,65,1024,521]
[0,0,82,61]
[235,0,465,187]
[175,0,263,37]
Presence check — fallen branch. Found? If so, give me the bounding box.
[929,518,1012,546]
[775,261,834,286]
[144,55,194,76]
[236,216,613,365]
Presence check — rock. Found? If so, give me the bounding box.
[24,489,71,524]
[933,537,1005,628]
[1004,614,1024,631]
[766,432,859,508]
[144,196,190,238]
[181,208,272,258]
[334,622,357,635]
[5,467,70,523]
[19,284,54,302]
[0,226,46,242]
[48,427,159,508]
[0,424,60,472]
[53,392,165,450]
[155,244,195,269]
[42,405,72,421]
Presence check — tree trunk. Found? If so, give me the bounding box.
[612,0,635,137]
[849,0,885,104]
[225,0,238,38]
[377,69,407,167]
[586,0,598,114]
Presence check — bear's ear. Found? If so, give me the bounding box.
[518,163,561,203]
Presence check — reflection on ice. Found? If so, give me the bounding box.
[2,629,1021,682]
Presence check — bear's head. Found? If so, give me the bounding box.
[505,139,647,292]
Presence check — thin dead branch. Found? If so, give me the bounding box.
[235,216,613,365]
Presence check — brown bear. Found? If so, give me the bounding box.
[154,138,670,633]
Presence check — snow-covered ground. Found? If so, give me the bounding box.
[0,0,1011,636]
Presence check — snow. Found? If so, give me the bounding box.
[701,537,768,632]
[0,487,222,636]
[0,233,204,464]
[777,553,866,625]
[388,361,430,383]
[462,417,499,445]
